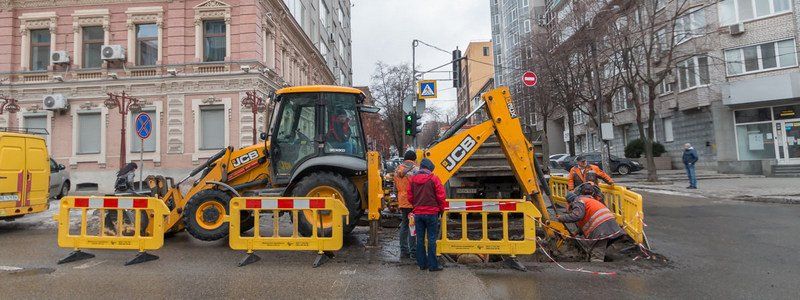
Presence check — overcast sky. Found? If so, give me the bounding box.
[351,0,492,116]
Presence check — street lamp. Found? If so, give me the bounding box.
[105,91,142,168]
[241,90,267,145]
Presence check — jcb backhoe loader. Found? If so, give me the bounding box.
[146,86,379,241]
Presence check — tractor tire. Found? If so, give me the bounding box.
[290,171,362,237]
[183,190,231,241]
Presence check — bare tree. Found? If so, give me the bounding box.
[370,62,415,153]
[605,0,706,181]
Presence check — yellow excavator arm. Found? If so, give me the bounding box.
[419,87,571,239]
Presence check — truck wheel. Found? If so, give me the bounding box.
[290,171,361,237]
[183,190,231,241]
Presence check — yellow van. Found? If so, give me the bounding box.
[0,131,50,220]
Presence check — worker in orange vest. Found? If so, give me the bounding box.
[394,150,418,259]
[567,155,614,190]
[555,192,623,262]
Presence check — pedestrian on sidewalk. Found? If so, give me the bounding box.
[555,192,623,262]
[394,150,418,259]
[683,143,699,189]
[408,158,446,272]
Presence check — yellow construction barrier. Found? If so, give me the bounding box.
[228,197,349,267]
[55,196,170,265]
[437,199,540,271]
[548,176,646,245]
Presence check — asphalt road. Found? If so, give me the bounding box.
[1,192,798,299]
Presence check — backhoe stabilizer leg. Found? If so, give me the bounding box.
[125,251,159,266]
[57,250,95,264]
[502,256,527,272]
[313,251,335,268]
[366,220,379,248]
[238,252,261,267]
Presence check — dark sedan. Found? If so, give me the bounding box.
[561,152,643,175]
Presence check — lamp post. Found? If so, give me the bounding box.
[105,91,142,168]
[241,90,267,145]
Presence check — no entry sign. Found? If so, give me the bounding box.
[522,71,538,87]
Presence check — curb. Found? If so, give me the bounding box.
[629,186,800,205]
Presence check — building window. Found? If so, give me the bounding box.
[23,115,47,132]
[677,56,710,91]
[733,108,776,160]
[613,88,633,112]
[658,79,675,95]
[663,118,674,142]
[674,8,705,44]
[719,0,793,26]
[483,46,490,56]
[203,20,226,62]
[523,19,532,33]
[319,0,329,26]
[77,112,102,154]
[136,24,158,66]
[523,0,530,7]
[724,39,797,76]
[81,26,103,69]
[130,109,157,153]
[199,105,225,150]
[29,29,50,71]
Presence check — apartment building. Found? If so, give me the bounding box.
[540,0,800,174]
[0,0,347,190]
[456,41,494,123]
[282,0,352,85]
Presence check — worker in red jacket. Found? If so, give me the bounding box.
[407,158,446,272]
[556,192,623,262]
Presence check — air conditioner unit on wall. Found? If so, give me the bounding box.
[729,23,745,35]
[43,94,68,111]
[51,51,70,64]
[101,45,126,60]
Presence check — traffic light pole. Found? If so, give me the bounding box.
[411,40,418,149]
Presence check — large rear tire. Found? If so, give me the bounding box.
[290,171,361,237]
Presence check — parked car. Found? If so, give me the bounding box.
[383,157,404,173]
[561,152,643,175]
[549,153,570,170]
[49,158,70,199]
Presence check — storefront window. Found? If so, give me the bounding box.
[734,107,772,123]
[773,104,800,120]
[735,123,776,160]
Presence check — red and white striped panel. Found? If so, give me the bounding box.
[445,200,517,212]
[73,197,149,209]
[245,198,327,210]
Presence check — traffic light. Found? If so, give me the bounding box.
[414,112,423,136]
[404,113,414,136]
[452,49,462,88]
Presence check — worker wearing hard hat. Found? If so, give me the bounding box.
[567,155,614,190]
[555,192,623,262]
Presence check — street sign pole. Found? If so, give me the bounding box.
[139,137,144,191]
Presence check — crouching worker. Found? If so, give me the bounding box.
[555,192,623,262]
[408,158,446,272]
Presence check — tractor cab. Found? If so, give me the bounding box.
[269,86,370,186]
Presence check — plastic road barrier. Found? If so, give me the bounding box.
[548,176,646,245]
[437,199,540,271]
[228,197,349,267]
[55,196,170,265]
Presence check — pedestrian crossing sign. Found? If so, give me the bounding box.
[418,80,437,99]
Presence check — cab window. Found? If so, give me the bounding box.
[323,93,364,158]
[273,94,317,176]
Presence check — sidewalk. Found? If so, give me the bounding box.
[550,169,800,204]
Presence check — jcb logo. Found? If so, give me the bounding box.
[507,101,518,119]
[232,150,259,168]
[442,135,477,171]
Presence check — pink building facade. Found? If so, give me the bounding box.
[0,0,336,191]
